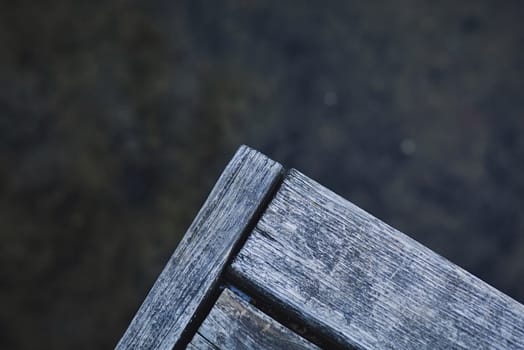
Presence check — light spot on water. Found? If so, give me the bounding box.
[324,91,338,106]
[400,138,416,155]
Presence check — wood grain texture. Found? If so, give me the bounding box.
[186,334,217,350]
[188,288,321,350]
[231,169,524,350]
[116,146,283,350]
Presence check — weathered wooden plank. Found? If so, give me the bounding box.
[186,333,218,350]
[116,146,283,350]
[189,288,321,350]
[231,169,524,350]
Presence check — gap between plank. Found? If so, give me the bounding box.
[224,269,354,350]
[221,170,355,350]
[172,165,285,350]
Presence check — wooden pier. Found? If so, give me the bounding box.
[117,146,524,349]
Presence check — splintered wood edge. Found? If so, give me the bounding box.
[116,145,283,350]
[189,288,321,350]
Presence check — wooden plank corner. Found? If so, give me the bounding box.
[116,146,283,350]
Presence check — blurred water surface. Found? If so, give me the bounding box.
[1,1,523,348]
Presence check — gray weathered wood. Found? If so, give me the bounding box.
[188,288,321,350]
[231,169,524,350]
[186,333,217,350]
[116,146,283,350]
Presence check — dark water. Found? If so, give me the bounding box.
[1,1,523,348]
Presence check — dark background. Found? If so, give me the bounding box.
[1,0,524,348]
